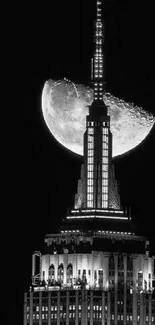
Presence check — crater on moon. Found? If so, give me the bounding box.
[41,78,155,157]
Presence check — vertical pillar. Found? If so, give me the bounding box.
[107,291,111,325]
[75,290,78,325]
[114,254,118,325]
[140,293,143,325]
[66,290,69,325]
[132,291,137,325]
[30,292,33,325]
[148,293,152,325]
[23,293,27,325]
[48,292,51,325]
[90,290,93,325]
[64,254,67,286]
[39,291,42,325]
[124,255,127,325]
[81,290,88,325]
[57,291,60,325]
[101,291,105,325]
[143,294,146,325]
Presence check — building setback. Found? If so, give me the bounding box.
[24,1,155,324]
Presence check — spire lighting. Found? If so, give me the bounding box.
[92,0,104,102]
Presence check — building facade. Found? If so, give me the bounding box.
[24,1,155,324]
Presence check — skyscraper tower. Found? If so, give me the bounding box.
[24,1,155,324]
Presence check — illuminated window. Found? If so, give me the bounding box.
[103,179,108,186]
[88,127,94,135]
[103,128,108,134]
[102,172,108,178]
[102,164,108,171]
[103,142,108,149]
[87,194,93,200]
[88,171,93,178]
[102,194,108,200]
[88,164,94,171]
[88,157,93,164]
[103,157,108,164]
[103,149,108,156]
[88,149,93,156]
[102,187,108,193]
[88,179,93,186]
[88,142,93,149]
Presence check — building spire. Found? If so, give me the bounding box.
[91,0,104,103]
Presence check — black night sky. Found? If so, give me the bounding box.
[5,1,155,325]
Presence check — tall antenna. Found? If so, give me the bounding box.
[91,0,104,102]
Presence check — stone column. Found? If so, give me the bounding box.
[57,291,60,325]
[132,291,137,325]
[30,292,33,325]
[107,291,111,325]
[39,291,42,325]
[23,292,27,325]
[66,290,69,325]
[90,290,93,325]
[101,291,105,325]
[81,290,88,325]
[48,292,51,325]
[148,293,152,325]
[75,290,79,325]
[124,255,127,325]
[114,254,118,325]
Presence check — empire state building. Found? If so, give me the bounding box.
[23,1,155,324]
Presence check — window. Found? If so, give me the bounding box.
[88,149,93,157]
[103,157,108,164]
[102,194,108,201]
[103,149,108,156]
[88,128,94,134]
[88,179,93,186]
[102,186,108,193]
[88,164,94,171]
[102,164,108,171]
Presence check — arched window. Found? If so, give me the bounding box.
[109,254,115,270]
[67,263,73,285]
[118,254,124,270]
[98,269,103,287]
[58,264,64,285]
[49,264,55,284]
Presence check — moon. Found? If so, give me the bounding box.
[41,78,154,157]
